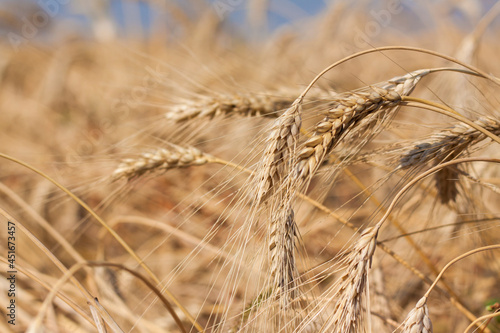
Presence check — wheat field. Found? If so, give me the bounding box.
[1,1,500,332]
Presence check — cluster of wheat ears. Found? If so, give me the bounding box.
[106,49,500,333]
[1,2,500,333]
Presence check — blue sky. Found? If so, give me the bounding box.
[1,1,499,44]
[0,0,330,42]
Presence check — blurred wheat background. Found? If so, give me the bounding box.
[1,1,500,332]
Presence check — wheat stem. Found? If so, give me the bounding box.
[297,46,498,102]
[424,244,500,299]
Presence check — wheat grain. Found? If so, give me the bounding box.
[112,145,213,180]
[401,296,433,333]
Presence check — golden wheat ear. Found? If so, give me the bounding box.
[399,116,500,203]
[165,92,295,122]
[112,145,214,180]
[324,227,379,333]
[254,99,303,204]
[400,296,433,333]
[294,69,430,189]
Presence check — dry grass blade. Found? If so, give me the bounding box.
[88,303,107,333]
[112,145,215,180]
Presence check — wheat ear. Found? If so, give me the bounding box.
[268,208,298,304]
[112,145,214,180]
[322,226,379,333]
[400,116,500,168]
[400,116,500,203]
[295,69,430,185]
[165,92,295,122]
[248,98,303,316]
[260,70,427,314]
[400,296,433,333]
[255,99,302,203]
